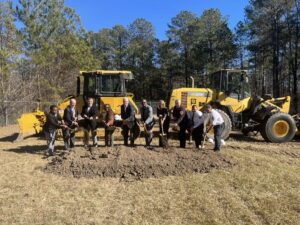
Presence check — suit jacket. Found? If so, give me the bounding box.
[63,106,78,127]
[44,113,63,132]
[81,105,97,119]
[172,106,188,128]
[121,103,135,121]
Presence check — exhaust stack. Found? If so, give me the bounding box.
[190,76,195,88]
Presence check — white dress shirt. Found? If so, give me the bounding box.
[210,109,224,126]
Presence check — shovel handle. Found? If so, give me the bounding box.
[159,118,165,136]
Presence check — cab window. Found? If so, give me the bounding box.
[83,75,96,96]
[101,75,123,93]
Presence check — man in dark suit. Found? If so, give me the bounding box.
[44,105,67,156]
[121,97,136,146]
[81,97,98,147]
[63,98,78,150]
[172,99,188,148]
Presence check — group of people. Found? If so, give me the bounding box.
[44,97,115,156]
[44,97,225,156]
[138,99,224,151]
[171,99,225,151]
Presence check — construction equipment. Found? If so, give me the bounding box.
[169,69,298,143]
[16,70,138,141]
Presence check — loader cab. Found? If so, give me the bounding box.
[210,69,251,100]
[79,70,133,98]
[76,70,136,113]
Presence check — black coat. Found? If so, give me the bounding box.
[157,107,170,120]
[121,103,135,121]
[81,105,98,130]
[63,106,78,127]
[44,113,63,132]
[81,105,97,118]
[172,106,188,128]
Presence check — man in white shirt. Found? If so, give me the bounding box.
[188,105,205,149]
[206,105,224,152]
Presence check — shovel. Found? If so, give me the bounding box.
[159,118,168,148]
[201,132,207,149]
[201,125,212,149]
[142,123,150,136]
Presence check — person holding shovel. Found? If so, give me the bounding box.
[81,97,98,147]
[157,100,170,147]
[140,99,155,147]
[206,105,224,152]
[172,99,188,148]
[63,98,79,150]
[103,104,115,147]
[44,105,68,156]
[188,105,205,149]
[121,97,136,147]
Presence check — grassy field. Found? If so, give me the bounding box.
[0,125,299,225]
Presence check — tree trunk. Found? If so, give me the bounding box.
[119,36,122,69]
[272,18,280,97]
[240,45,244,70]
[4,106,8,126]
[184,45,188,87]
[293,2,300,113]
[209,40,213,63]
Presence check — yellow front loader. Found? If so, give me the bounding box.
[16,70,138,141]
[169,69,298,143]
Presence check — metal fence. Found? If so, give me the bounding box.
[0,101,56,126]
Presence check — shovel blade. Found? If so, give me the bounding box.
[159,135,168,148]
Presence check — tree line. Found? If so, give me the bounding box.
[0,0,299,125]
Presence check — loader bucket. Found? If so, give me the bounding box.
[15,110,46,142]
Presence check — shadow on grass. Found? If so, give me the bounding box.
[0,133,19,142]
[229,132,265,143]
[3,144,68,157]
[0,133,42,143]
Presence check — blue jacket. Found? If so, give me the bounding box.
[63,106,78,127]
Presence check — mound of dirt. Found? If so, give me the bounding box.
[44,146,235,180]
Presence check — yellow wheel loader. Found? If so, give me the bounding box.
[16,70,138,141]
[169,69,298,143]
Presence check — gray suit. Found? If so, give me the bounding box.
[141,105,155,146]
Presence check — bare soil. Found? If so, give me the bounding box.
[45,146,234,180]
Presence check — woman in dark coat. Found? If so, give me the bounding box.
[157,100,170,147]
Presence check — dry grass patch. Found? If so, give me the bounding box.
[0,125,299,225]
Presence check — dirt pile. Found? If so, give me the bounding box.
[44,146,235,180]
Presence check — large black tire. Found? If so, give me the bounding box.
[207,109,232,140]
[260,113,296,143]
